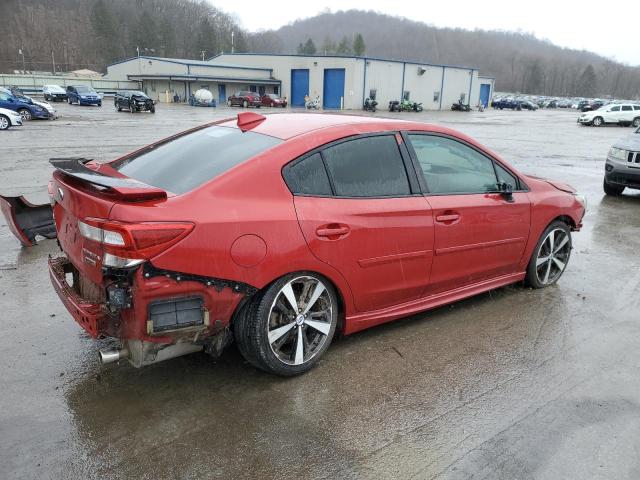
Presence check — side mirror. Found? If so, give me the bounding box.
[498,182,514,202]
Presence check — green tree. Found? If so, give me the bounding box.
[302,38,316,54]
[321,36,336,55]
[90,0,119,62]
[195,18,216,58]
[336,36,351,55]
[353,33,365,56]
[524,59,544,94]
[577,64,597,97]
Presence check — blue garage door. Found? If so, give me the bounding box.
[291,69,309,107]
[218,84,226,104]
[480,83,491,107]
[323,69,345,109]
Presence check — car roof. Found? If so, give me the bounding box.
[218,113,429,140]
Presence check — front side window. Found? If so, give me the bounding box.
[610,106,621,112]
[408,135,500,194]
[113,126,281,194]
[322,136,410,197]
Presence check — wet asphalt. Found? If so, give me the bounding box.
[0,103,639,480]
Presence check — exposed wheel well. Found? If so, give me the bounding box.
[552,215,576,231]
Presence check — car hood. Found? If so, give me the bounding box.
[33,100,54,112]
[0,107,21,117]
[131,94,151,101]
[613,132,640,151]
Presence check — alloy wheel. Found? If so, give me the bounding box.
[0,116,9,130]
[18,109,31,121]
[267,276,333,366]
[535,228,571,285]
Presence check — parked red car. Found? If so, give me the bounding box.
[35,113,585,376]
[227,91,261,108]
[261,93,287,108]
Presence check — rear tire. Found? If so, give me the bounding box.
[525,221,572,289]
[592,116,603,126]
[603,179,624,196]
[234,272,338,376]
[633,117,640,128]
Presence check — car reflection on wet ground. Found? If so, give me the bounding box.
[1,103,639,479]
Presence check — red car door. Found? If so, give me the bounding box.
[284,134,434,313]
[405,133,531,294]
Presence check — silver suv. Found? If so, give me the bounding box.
[604,126,640,195]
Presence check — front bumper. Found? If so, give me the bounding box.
[577,117,592,124]
[79,98,101,105]
[605,163,640,190]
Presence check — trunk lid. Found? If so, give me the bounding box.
[51,158,167,284]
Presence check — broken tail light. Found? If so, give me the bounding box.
[78,218,194,268]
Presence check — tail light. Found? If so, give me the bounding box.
[78,218,194,268]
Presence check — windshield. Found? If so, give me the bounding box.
[267,94,277,99]
[113,126,282,194]
[75,86,95,93]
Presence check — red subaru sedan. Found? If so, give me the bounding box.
[46,112,585,376]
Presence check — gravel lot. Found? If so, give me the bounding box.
[1,102,639,480]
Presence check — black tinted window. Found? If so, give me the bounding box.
[113,126,281,194]
[322,136,410,197]
[284,153,332,196]
[622,105,632,111]
[634,106,640,111]
[408,135,498,194]
[494,162,518,189]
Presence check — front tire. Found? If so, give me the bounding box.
[17,108,31,121]
[0,115,10,130]
[603,179,624,196]
[234,273,338,376]
[633,117,640,128]
[592,116,603,126]
[525,221,572,289]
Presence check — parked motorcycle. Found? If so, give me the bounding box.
[363,97,378,112]
[304,95,320,110]
[412,102,423,112]
[388,100,400,112]
[451,101,472,112]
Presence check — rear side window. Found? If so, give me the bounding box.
[622,105,632,111]
[322,136,410,197]
[634,106,640,111]
[283,153,332,196]
[113,126,281,194]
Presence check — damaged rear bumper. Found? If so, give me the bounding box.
[0,195,56,246]
[49,255,253,367]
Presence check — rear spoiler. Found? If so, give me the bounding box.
[50,157,167,201]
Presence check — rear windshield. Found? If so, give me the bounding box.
[113,126,281,194]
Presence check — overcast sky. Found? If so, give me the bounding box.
[211,0,639,66]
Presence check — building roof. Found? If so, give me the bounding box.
[209,53,480,72]
[126,73,280,84]
[107,56,273,72]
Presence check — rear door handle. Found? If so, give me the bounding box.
[316,224,350,238]
[435,214,460,223]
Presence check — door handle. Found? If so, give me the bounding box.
[435,213,460,223]
[316,224,350,238]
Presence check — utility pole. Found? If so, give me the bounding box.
[201,50,206,61]
[231,31,234,54]
[51,50,56,74]
[18,48,25,73]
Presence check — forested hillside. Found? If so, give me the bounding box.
[2,2,638,98]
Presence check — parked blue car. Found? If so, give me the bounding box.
[66,85,102,106]
[0,87,54,120]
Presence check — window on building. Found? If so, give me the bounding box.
[322,136,411,197]
[259,86,266,95]
[369,89,377,100]
[408,135,500,195]
[433,91,440,102]
[274,86,279,95]
[249,85,257,92]
[403,91,410,101]
[459,93,466,103]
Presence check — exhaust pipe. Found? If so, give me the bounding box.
[99,347,129,365]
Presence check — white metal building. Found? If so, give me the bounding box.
[103,54,494,109]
